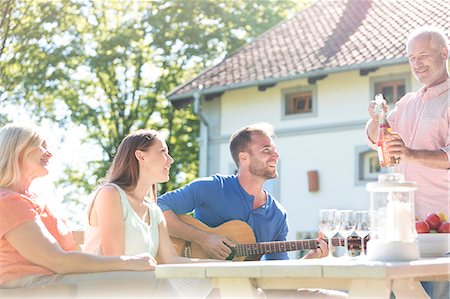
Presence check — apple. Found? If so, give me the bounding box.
[437,221,450,233]
[425,213,441,230]
[415,220,430,234]
[438,212,447,222]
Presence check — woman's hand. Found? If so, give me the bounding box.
[123,254,157,271]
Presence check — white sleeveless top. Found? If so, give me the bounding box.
[83,183,164,257]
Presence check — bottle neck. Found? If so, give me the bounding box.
[378,110,386,125]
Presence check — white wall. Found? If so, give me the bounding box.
[204,63,416,241]
[220,64,410,133]
[276,129,369,239]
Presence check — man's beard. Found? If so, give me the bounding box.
[248,158,278,179]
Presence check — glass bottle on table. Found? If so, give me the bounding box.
[375,94,396,167]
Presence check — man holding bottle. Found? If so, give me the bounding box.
[365,26,449,299]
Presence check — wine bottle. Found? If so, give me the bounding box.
[375,94,395,167]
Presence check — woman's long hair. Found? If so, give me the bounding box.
[105,129,159,199]
[0,124,44,188]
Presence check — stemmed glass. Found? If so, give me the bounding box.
[319,209,338,259]
[337,210,355,259]
[354,210,370,258]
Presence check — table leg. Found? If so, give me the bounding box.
[348,279,391,299]
[392,279,429,299]
[215,278,258,298]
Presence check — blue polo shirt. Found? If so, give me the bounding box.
[157,174,289,260]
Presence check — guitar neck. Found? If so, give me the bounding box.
[172,215,366,260]
[234,237,344,257]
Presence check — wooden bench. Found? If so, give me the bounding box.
[0,231,85,298]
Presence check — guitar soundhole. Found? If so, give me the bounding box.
[226,247,236,260]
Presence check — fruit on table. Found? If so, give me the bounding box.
[425,213,442,230]
[437,222,450,233]
[415,212,449,234]
[415,220,430,234]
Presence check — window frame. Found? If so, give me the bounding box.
[290,92,312,113]
[370,73,411,107]
[281,85,317,119]
[355,145,391,185]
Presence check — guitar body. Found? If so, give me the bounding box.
[171,215,256,261]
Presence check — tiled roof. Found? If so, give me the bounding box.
[169,0,449,101]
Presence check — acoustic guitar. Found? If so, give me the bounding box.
[171,215,365,261]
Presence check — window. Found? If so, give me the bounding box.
[355,146,390,185]
[282,86,316,117]
[374,79,406,105]
[370,74,410,107]
[287,92,312,114]
[361,150,381,180]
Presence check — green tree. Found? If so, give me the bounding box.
[0,0,19,123]
[0,0,310,209]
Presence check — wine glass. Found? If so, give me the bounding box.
[337,210,355,259]
[319,209,338,259]
[354,210,370,258]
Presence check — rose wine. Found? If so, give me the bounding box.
[375,94,395,167]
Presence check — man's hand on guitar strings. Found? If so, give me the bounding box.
[317,231,330,257]
[201,232,236,260]
[302,231,329,259]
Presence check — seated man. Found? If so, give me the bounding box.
[158,122,319,261]
[158,123,348,298]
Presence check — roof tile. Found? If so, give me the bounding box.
[169,0,449,100]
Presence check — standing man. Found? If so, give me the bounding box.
[366,26,449,299]
[158,122,324,261]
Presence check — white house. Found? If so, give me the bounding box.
[167,0,449,245]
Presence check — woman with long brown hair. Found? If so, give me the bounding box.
[83,129,213,298]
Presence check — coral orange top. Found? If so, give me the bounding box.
[0,190,76,285]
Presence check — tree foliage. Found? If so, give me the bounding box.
[0,0,309,207]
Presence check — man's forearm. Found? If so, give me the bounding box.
[366,119,378,144]
[163,210,207,242]
[409,149,450,170]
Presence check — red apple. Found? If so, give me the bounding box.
[415,220,430,234]
[437,221,450,233]
[425,213,441,230]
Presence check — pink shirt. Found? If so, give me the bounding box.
[387,79,450,219]
[0,190,77,285]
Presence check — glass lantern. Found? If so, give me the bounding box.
[366,173,420,261]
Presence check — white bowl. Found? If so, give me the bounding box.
[418,233,450,258]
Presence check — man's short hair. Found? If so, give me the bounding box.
[407,26,448,52]
[229,122,275,167]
